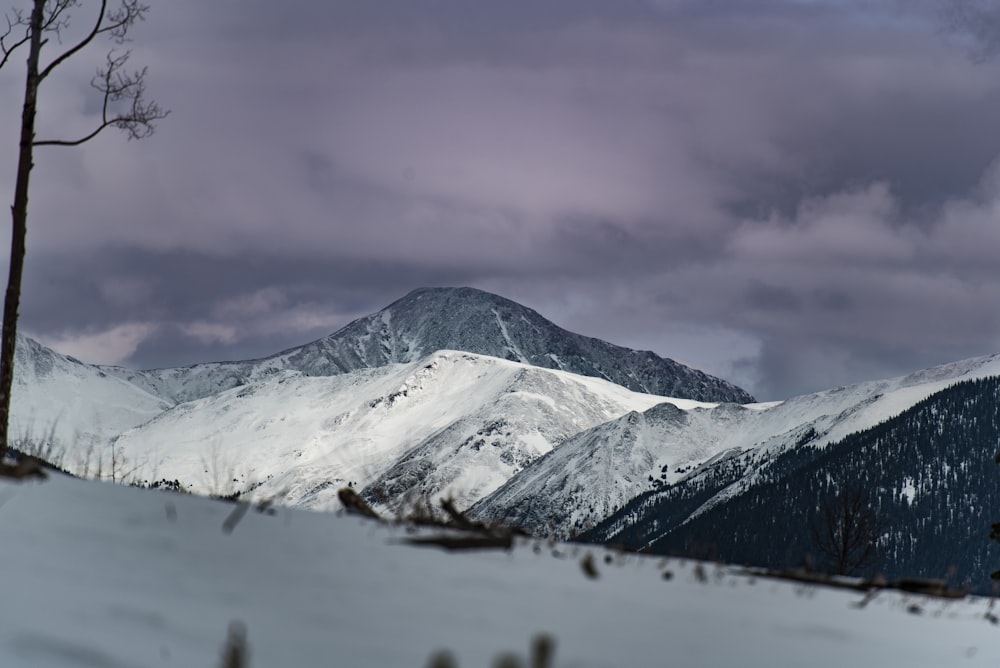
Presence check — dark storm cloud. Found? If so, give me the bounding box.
[3,0,1000,398]
[743,336,963,401]
[940,0,1000,60]
[743,282,803,314]
[18,247,486,364]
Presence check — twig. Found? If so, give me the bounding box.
[400,533,514,552]
[221,502,250,534]
[439,496,494,533]
[219,621,249,668]
[337,487,381,520]
[733,567,967,600]
[0,456,47,480]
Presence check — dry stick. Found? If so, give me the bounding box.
[734,567,967,601]
[337,487,381,520]
[402,533,514,552]
[438,497,528,537]
[219,621,249,668]
[579,553,599,580]
[0,455,46,480]
[531,634,556,668]
[339,488,524,552]
[440,497,489,532]
[426,651,457,668]
[221,502,250,535]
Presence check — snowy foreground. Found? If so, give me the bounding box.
[1,474,999,667]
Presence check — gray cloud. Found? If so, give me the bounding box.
[940,0,1000,60]
[2,0,1000,399]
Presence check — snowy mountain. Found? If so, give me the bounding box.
[109,351,674,513]
[591,376,1000,592]
[10,305,1000,597]
[102,287,754,404]
[473,353,1000,539]
[4,473,999,667]
[9,334,170,457]
[5,286,754,514]
[471,401,765,537]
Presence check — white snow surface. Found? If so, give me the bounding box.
[14,326,1000,541]
[10,335,169,452]
[473,352,1000,537]
[110,351,674,512]
[1,473,999,668]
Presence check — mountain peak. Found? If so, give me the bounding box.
[100,287,754,404]
[388,286,544,321]
[401,286,493,299]
[302,286,754,403]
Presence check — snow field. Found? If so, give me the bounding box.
[109,351,672,512]
[1,473,999,667]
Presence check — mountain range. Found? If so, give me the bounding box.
[109,350,677,512]
[100,287,753,404]
[10,286,1000,589]
[582,375,1000,592]
[471,353,1000,541]
[9,287,741,513]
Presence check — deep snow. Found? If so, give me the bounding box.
[1,473,999,667]
[109,351,677,512]
[9,335,170,452]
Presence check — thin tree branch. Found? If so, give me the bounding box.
[38,0,108,80]
[35,48,168,147]
[0,9,30,70]
[811,486,880,576]
[39,0,77,39]
[97,0,149,42]
[34,125,107,147]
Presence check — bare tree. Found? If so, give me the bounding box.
[809,487,882,576]
[0,0,167,467]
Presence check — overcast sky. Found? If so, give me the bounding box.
[1,0,1000,400]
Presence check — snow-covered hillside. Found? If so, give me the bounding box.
[597,375,1000,592]
[101,287,754,404]
[474,353,1000,538]
[16,291,1000,549]
[1,473,998,668]
[109,351,672,512]
[10,334,170,456]
[472,401,767,537]
[8,287,757,515]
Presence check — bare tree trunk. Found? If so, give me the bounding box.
[810,486,880,576]
[0,0,44,460]
[0,1,164,465]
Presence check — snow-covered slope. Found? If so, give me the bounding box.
[472,401,762,537]
[102,287,754,404]
[9,334,170,454]
[473,353,1000,538]
[1,473,998,668]
[606,375,1000,591]
[110,351,672,512]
